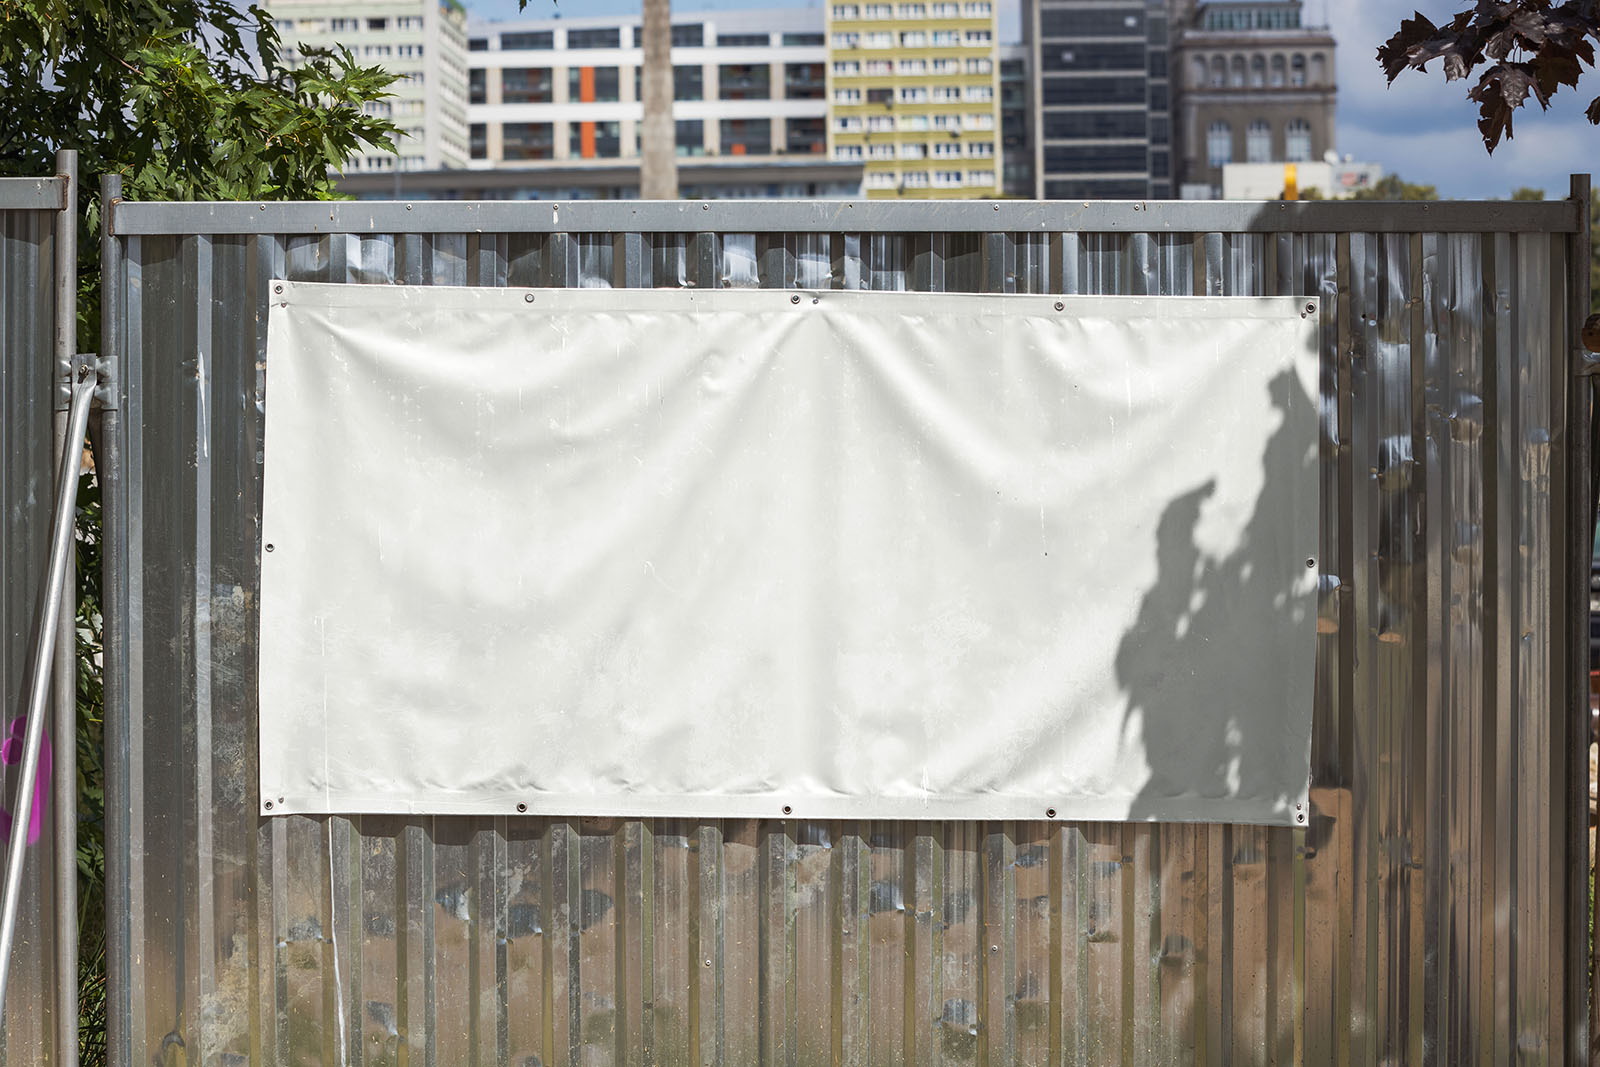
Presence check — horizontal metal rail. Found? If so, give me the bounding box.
[0,177,68,213]
[108,196,1585,236]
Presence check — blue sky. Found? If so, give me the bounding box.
[466,0,1598,199]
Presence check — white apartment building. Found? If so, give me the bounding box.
[267,0,472,172]
[466,9,830,167]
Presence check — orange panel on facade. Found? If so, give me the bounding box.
[579,67,596,158]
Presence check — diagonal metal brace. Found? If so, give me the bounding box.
[0,365,96,1019]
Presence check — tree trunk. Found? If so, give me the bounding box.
[639,0,678,199]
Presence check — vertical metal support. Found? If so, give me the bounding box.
[0,369,95,1026]
[98,172,128,1067]
[51,147,79,1067]
[1571,172,1600,1066]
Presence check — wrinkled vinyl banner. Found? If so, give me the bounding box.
[260,282,1319,824]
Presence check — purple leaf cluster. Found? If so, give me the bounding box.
[1377,1,1600,151]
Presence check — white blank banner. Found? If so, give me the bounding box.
[260,282,1319,824]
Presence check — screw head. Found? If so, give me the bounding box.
[782,805,793,815]
[274,284,283,294]
[1304,302,1315,314]
[1305,557,1315,568]
[265,543,275,553]
[264,800,274,811]
[1054,301,1065,311]
[791,294,801,304]
[524,293,535,303]
[516,802,528,813]
[1045,807,1056,819]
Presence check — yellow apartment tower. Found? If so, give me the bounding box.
[826,0,1002,198]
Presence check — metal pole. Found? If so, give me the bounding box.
[98,172,127,1067]
[0,369,95,1022]
[50,147,79,1067]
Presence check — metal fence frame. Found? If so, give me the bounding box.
[0,150,81,1067]
[100,181,1593,1066]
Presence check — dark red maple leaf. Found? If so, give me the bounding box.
[1378,0,1600,151]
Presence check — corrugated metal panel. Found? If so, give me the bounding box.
[0,192,64,1063]
[104,208,1589,1066]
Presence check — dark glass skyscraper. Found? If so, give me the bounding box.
[1023,0,1171,199]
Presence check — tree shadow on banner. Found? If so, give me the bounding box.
[1115,366,1317,823]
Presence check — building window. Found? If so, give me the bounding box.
[1285,118,1312,161]
[718,64,770,99]
[932,142,961,158]
[568,120,622,158]
[720,118,772,155]
[470,68,486,104]
[899,86,928,102]
[966,57,992,73]
[900,114,928,130]
[900,31,927,46]
[397,44,424,58]
[865,31,893,46]
[1230,54,1246,87]
[834,60,860,75]
[964,84,991,101]
[501,67,552,104]
[329,17,358,31]
[931,85,960,101]
[834,116,863,132]
[676,119,705,156]
[718,33,771,46]
[567,28,621,49]
[865,3,894,16]
[1210,55,1225,88]
[1206,120,1232,168]
[1311,53,1328,85]
[631,23,705,47]
[834,143,863,161]
[933,170,963,187]
[501,31,553,50]
[964,1,991,13]
[787,115,825,151]
[967,141,993,156]
[1270,54,1286,87]
[898,3,926,15]
[632,65,706,102]
[866,171,897,189]
[1291,54,1306,86]
[567,67,620,102]
[931,30,958,45]
[932,2,959,15]
[865,58,895,75]
[676,65,705,101]
[502,122,555,161]
[832,4,860,17]
[397,16,423,30]
[469,37,488,51]
[366,17,386,30]
[469,123,486,160]
[835,87,862,103]
[965,111,993,129]
[1250,55,1266,88]
[784,32,825,45]
[867,86,893,104]
[832,32,860,47]
[899,143,926,159]
[964,30,991,45]
[932,57,959,73]
[899,57,926,73]
[867,114,894,130]
[902,171,929,187]
[1247,120,1271,162]
[931,113,960,129]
